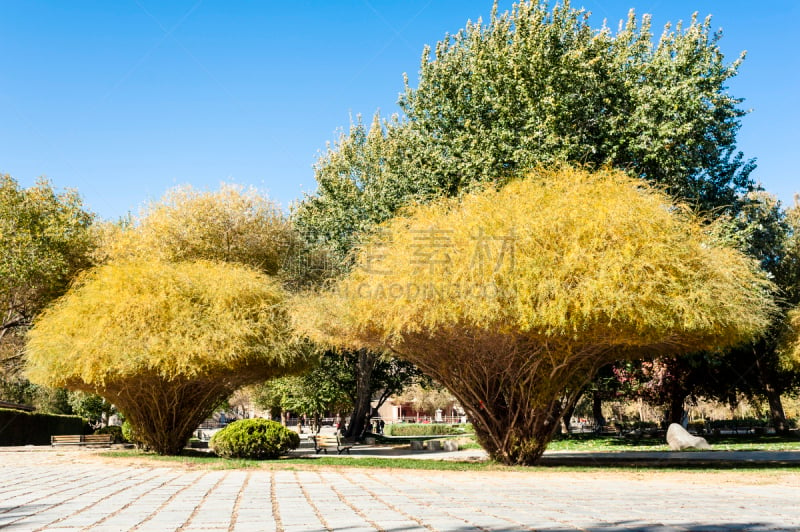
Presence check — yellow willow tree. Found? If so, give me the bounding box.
[26,259,307,455]
[25,184,320,454]
[300,167,775,465]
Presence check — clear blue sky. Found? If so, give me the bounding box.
[1,1,798,220]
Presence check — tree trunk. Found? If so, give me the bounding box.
[755,355,788,433]
[592,391,604,432]
[666,393,687,425]
[560,394,579,434]
[765,389,787,433]
[464,390,583,465]
[344,349,375,441]
[109,376,232,455]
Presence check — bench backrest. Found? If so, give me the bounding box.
[84,434,114,443]
[314,434,338,446]
[51,434,114,444]
[51,435,83,443]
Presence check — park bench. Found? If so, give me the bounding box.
[311,433,355,455]
[51,434,114,447]
[597,423,623,436]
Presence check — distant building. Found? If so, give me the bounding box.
[374,396,465,424]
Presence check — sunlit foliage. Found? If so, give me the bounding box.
[779,198,800,371]
[0,174,95,405]
[103,184,296,272]
[300,167,775,465]
[782,309,800,370]
[27,260,307,455]
[399,0,753,210]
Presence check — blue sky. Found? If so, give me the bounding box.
[1,1,798,220]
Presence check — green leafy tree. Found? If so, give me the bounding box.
[299,1,754,243]
[26,259,309,455]
[254,349,422,437]
[68,391,117,428]
[0,174,95,407]
[701,193,800,430]
[254,353,354,432]
[398,1,753,210]
[302,167,774,465]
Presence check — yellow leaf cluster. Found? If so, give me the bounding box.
[101,184,296,276]
[780,308,800,371]
[26,260,301,390]
[306,167,775,357]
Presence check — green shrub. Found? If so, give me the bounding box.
[385,423,473,437]
[94,425,126,443]
[121,420,143,447]
[0,407,85,445]
[210,419,299,459]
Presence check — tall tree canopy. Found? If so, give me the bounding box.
[26,259,306,455]
[0,175,95,404]
[398,1,753,208]
[297,0,754,252]
[301,167,774,465]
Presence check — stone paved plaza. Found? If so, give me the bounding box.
[1,449,799,531]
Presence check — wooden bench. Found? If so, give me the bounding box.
[311,433,355,455]
[51,434,114,446]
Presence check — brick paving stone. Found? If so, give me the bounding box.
[1,450,800,531]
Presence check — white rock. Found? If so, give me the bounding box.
[666,423,711,451]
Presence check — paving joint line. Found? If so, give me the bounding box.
[270,471,284,532]
[390,471,529,531]
[1,468,109,517]
[227,471,250,532]
[10,468,145,531]
[132,470,210,531]
[295,470,332,531]
[315,470,384,532]
[464,474,593,531]
[341,471,433,531]
[364,470,494,532]
[85,468,185,530]
[177,470,229,531]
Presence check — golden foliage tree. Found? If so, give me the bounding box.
[26,259,305,455]
[301,167,775,465]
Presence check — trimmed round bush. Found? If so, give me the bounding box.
[210,419,299,459]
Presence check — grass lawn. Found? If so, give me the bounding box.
[546,433,800,452]
[98,432,800,473]
[99,449,800,473]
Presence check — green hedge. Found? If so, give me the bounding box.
[0,407,86,446]
[385,423,473,437]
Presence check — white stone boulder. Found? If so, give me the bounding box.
[666,423,711,451]
[443,440,459,452]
